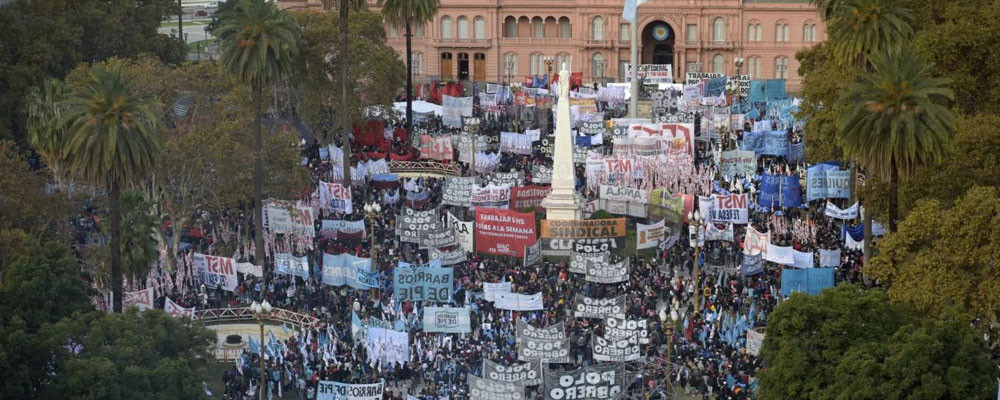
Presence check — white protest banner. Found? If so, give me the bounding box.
[419,135,454,161]
[792,250,815,269]
[543,365,621,400]
[419,227,457,249]
[494,292,543,311]
[423,307,472,333]
[447,212,474,252]
[471,183,511,209]
[612,137,665,156]
[704,223,735,242]
[709,194,748,224]
[275,253,310,278]
[500,131,533,155]
[318,181,353,214]
[236,262,263,277]
[484,171,524,187]
[442,95,473,128]
[443,177,475,207]
[626,63,673,84]
[531,165,552,184]
[164,297,195,318]
[483,359,542,386]
[483,282,512,302]
[468,375,523,400]
[517,319,565,340]
[746,329,765,356]
[720,150,756,178]
[317,381,384,400]
[291,204,315,238]
[320,219,366,240]
[819,248,841,267]
[264,201,293,233]
[636,220,665,250]
[604,317,649,344]
[592,333,641,361]
[599,185,649,205]
[570,250,610,274]
[743,225,771,256]
[429,247,468,266]
[825,201,858,220]
[193,253,238,292]
[765,243,795,265]
[573,295,626,319]
[585,259,629,284]
[123,288,154,311]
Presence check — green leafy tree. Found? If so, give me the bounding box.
[50,309,216,399]
[292,9,405,144]
[25,78,72,183]
[378,0,439,134]
[836,46,955,231]
[826,0,914,67]
[0,240,94,398]
[58,62,163,312]
[0,141,72,267]
[794,43,850,163]
[868,186,1000,321]
[119,190,159,288]
[759,285,994,400]
[0,0,184,144]
[217,0,301,267]
[321,0,367,189]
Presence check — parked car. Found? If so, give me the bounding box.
[195,10,208,16]
[202,1,218,8]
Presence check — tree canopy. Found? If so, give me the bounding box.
[758,285,995,400]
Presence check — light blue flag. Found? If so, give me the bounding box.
[621,0,648,24]
[248,336,260,354]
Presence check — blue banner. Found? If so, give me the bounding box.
[372,174,399,182]
[405,190,430,202]
[742,130,788,156]
[787,142,805,163]
[781,268,835,296]
[394,260,453,303]
[806,163,851,201]
[741,254,764,276]
[765,79,788,101]
[322,254,376,289]
[759,174,802,208]
[703,76,729,97]
[748,80,766,104]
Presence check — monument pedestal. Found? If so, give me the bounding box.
[541,192,581,220]
[541,62,583,221]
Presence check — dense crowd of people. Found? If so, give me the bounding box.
[111,78,877,400]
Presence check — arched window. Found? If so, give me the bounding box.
[747,23,761,42]
[504,17,517,38]
[712,17,726,42]
[440,17,452,39]
[533,17,544,38]
[557,53,572,71]
[414,22,424,38]
[457,16,469,39]
[559,17,571,38]
[803,23,817,42]
[504,53,519,76]
[592,16,604,40]
[712,54,725,74]
[775,23,789,42]
[474,17,485,39]
[747,56,760,79]
[775,57,789,79]
[413,52,424,75]
[530,53,543,75]
[592,53,606,79]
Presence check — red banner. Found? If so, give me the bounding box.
[475,208,537,257]
[419,135,454,161]
[510,185,552,210]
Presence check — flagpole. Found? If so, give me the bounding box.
[629,20,639,118]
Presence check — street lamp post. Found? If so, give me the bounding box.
[465,118,480,175]
[363,203,382,256]
[250,300,273,400]
[543,56,554,87]
[659,308,679,363]
[688,210,705,316]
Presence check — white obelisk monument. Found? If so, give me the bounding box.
[541,63,582,220]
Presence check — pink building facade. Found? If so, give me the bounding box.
[280,0,824,91]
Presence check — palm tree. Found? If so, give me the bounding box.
[379,0,440,134]
[26,78,71,184]
[322,0,367,189]
[59,62,163,312]
[810,0,844,20]
[837,46,955,232]
[120,190,159,290]
[217,0,300,266]
[826,0,914,67]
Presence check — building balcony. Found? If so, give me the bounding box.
[436,38,492,48]
[584,39,614,48]
[702,40,738,50]
[498,37,574,46]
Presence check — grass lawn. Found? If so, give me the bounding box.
[187,39,215,52]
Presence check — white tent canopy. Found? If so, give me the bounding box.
[394,101,442,117]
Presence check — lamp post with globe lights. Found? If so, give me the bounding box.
[363,202,382,256]
[250,300,273,400]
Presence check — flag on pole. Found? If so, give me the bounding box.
[622,0,648,24]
